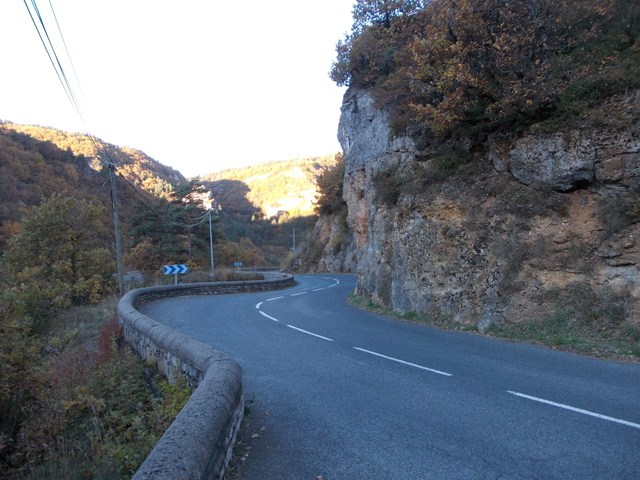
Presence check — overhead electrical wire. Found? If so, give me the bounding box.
[119,174,212,229]
[46,0,84,104]
[23,0,80,121]
[23,1,208,235]
[22,0,119,168]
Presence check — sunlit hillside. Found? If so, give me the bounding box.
[1,122,186,197]
[200,154,340,218]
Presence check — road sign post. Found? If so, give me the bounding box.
[163,264,189,284]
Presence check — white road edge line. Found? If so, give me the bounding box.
[507,391,640,430]
[266,296,284,301]
[291,292,308,296]
[287,325,334,342]
[353,347,453,377]
[259,311,280,322]
[255,302,263,309]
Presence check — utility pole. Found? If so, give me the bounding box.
[292,229,296,255]
[109,164,125,296]
[208,209,215,273]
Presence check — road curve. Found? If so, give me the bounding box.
[141,274,640,480]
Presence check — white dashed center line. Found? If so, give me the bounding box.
[259,311,280,322]
[254,278,636,433]
[287,325,334,342]
[507,391,640,429]
[353,347,453,377]
[266,296,284,301]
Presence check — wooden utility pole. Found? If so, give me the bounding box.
[109,164,125,295]
[208,209,215,273]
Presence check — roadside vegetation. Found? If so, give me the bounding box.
[177,269,266,284]
[0,192,194,478]
[0,297,191,479]
[349,289,640,361]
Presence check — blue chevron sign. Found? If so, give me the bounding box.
[163,264,189,275]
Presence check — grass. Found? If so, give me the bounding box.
[486,291,640,359]
[348,293,479,333]
[348,285,639,360]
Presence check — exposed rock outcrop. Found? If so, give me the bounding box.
[321,87,639,330]
[492,127,640,192]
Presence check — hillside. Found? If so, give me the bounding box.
[200,154,339,218]
[0,122,340,271]
[0,122,190,251]
[1,122,186,196]
[194,154,341,269]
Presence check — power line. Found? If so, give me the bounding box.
[23,0,118,167]
[119,174,211,229]
[23,0,79,119]
[23,0,127,292]
[46,0,85,106]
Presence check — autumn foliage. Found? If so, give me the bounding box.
[332,0,640,138]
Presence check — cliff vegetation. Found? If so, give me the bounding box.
[297,0,640,359]
[332,0,639,140]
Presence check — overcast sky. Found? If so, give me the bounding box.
[0,1,354,178]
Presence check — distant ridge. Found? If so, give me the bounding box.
[200,153,340,217]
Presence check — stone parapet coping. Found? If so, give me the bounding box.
[117,274,294,480]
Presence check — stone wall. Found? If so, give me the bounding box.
[118,275,294,480]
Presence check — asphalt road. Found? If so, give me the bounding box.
[141,274,640,479]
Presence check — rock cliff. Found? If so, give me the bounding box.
[309,87,639,331]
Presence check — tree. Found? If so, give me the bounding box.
[352,0,426,31]
[127,181,214,268]
[3,194,116,320]
[332,0,639,138]
[315,154,346,216]
[331,0,425,86]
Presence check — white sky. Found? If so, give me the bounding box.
[0,1,354,178]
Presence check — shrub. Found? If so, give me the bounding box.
[1,301,191,479]
[428,145,474,180]
[333,0,640,140]
[372,169,402,206]
[598,189,640,239]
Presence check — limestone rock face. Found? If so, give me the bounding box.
[494,127,640,192]
[507,134,596,191]
[338,88,417,174]
[331,87,639,329]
